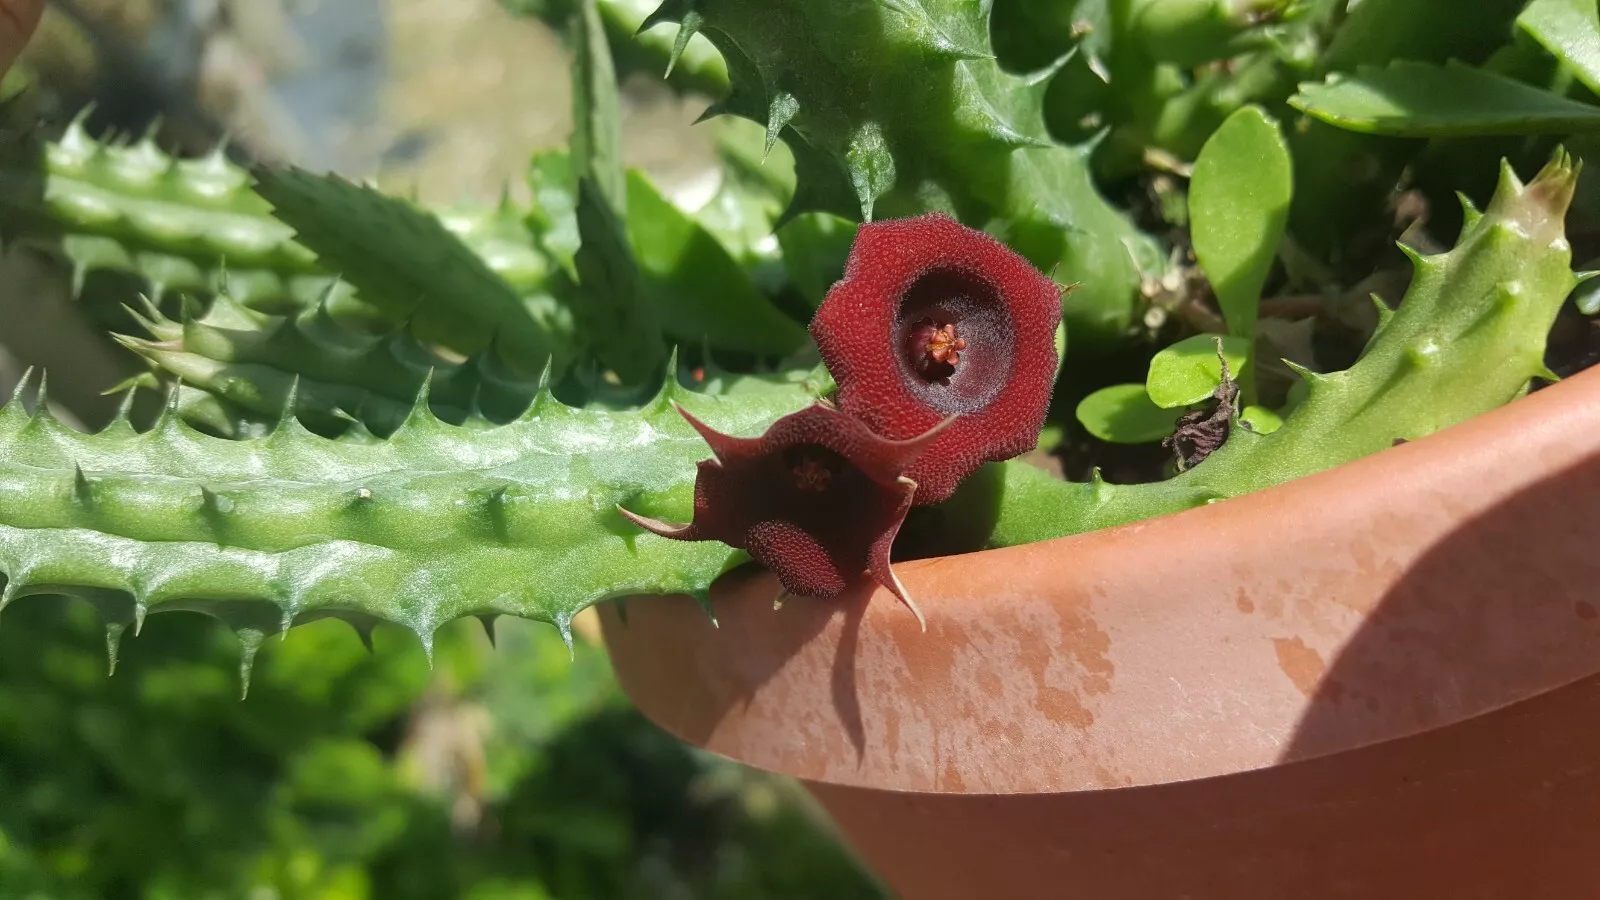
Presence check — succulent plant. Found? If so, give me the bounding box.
[1,0,1596,695]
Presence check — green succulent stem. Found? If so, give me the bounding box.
[642,0,1165,349]
[0,365,821,683]
[987,151,1580,546]
[0,116,559,324]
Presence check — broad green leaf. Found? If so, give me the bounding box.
[1189,105,1292,343]
[573,178,665,381]
[571,0,626,214]
[989,149,1583,549]
[1240,404,1284,434]
[526,150,580,278]
[1519,0,1600,96]
[1574,272,1600,314]
[1146,333,1250,408]
[1076,384,1181,444]
[775,213,856,308]
[625,169,808,356]
[1322,0,1530,70]
[1290,60,1600,137]
[252,168,565,373]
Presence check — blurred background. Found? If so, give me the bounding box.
[0,1,887,896]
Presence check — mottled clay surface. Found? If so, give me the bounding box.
[604,365,1600,898]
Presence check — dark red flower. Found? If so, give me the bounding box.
[619,403,950,626]
[810,212,1062,505]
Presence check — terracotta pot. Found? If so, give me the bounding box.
[602,364,1600,900]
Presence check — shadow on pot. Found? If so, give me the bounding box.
[604,368,1600,899]
[809,446,1600,900]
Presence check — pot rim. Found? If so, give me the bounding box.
[603,366,1600,795]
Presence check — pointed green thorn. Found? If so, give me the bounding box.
[477,614,498,647]
[214,256,234,298]
[131,291,165,327]
[1079,126,1112,157]
[133,599,148,637]
[648,346,683,411]
[70,262,88,300]
[1282,358,1325,383]
[110,384,139,425]
[105,622,126,676]
[1396,240,1433,272]
[273,376,301,434]
[411,369,436,416]
[0,574,21,612]
[73,463,94,507]
[525,357,561,419]
[637,0,693,34]
[8,367,33,406]
[765,92,799,161]
[61,102,97,155]
[200,486,234,515]
[156,379,184,430]
[238,628,265,700]
[555,614,576,660]
[418,627,435,668]
[31,370,50,418]
[1457,191,1483,234]
[347,618,376,655]
[845,123,895,223]
[693,100,729,125]
[1022,48,1078,87]
[138,115,164,145]
[1369,292,1396,331]
[1087,466,1111,502]
[691,590,718,627]
[536,355,555,392]
[665,10,704,78]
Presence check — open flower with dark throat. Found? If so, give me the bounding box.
[810,212,1063,505]
[618,403,952,627]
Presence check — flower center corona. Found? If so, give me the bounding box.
[909,320,966,380]
[792,455,834,492]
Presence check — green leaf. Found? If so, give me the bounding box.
[775,213,855,309]
[1519,0,1600,96]
[525,150,582,279]
[1132,0,1293,69]
[1322,0,1531,70]
[1075,384,1181,444]
[1145,333,1250,408]
[118,291,548,436]
[573,178,666,382]
[571,0,626,214]
[645,0,1164,351]
[624,169,808,356]
[1189,106,1291,343]
[986,151,1582,548]
[1289,60,1600,137]
[1240,404,1283,434]
[251,168,566,374]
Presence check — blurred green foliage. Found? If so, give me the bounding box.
[0,602,882,898]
